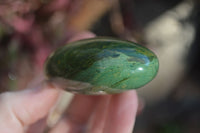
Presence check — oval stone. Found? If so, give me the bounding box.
[45,38,159,94]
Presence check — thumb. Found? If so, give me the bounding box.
[0,81,61,133]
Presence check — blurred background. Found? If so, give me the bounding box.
[0,0,200,132]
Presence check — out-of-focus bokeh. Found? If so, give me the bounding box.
[0,0,200,132]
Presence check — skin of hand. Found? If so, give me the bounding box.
[0,32,138,133]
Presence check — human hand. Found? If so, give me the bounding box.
[0,32,138,133]
[50,90,138,133]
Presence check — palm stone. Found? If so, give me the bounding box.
[45,38,159,94]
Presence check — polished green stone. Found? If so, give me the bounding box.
[45,37,159,94]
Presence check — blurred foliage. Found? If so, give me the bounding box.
[159,123,182,133]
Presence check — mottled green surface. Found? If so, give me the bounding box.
[45,38,159,94]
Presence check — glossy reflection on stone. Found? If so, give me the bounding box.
[45,38,159,94]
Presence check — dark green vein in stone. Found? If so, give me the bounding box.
[111,77,129,88]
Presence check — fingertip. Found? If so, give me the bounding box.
[103,90,138,133]
[6,82,61,126]
[68,31,96,42]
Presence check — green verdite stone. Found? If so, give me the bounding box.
[45,38,159,94]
